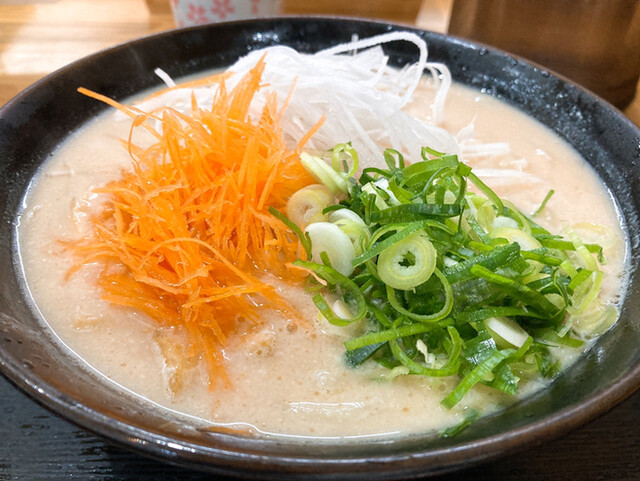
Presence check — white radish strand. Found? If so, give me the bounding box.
[137,33,461,163]
[316,31,429,108]
[141,32,511,170]
[153,67,176,88]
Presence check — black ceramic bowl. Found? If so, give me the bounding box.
[1,17,639,480]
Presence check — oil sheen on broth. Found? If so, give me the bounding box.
[17,81,626,438]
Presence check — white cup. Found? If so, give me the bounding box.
[171,0,282,27]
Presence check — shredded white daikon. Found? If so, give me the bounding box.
[456,119,510,158]
[137,33,457,164]
[153,67,176,88]
[472,168,544,187]
[142,32,511,169]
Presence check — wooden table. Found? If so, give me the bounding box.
[1,1,639,480]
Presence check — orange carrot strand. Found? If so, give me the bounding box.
[73,58,319,387]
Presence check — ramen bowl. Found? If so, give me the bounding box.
[0,18,639,480]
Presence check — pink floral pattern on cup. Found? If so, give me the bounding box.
[210,0,234,20]
[186,4,207,24]
[171,0,280,27]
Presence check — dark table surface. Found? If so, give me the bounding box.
[1,374,639,481]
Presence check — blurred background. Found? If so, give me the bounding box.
[1,0,638,120]
[0,0,438,107]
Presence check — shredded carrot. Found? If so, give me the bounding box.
[73,56,321,387]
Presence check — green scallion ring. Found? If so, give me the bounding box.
[386,268,454,322]
[377,232,437,290]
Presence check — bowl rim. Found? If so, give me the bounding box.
[2,16,640,479]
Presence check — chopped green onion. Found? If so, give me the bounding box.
[344,319,453,351]
[371,203,461,223]
[442,349,514,408]
[485,316,530,348]
[383,148,405,171]
[490,227,541,251]
[537,237,604,260]
[386,268,453,322]
[345,342,384,366]
[331,142,359,178]
[286,184,334,228]
[377,232,437,290]
[532,329,584,348]
[352,223,425,267]
[521,250,563,266]
[454,306,542,324]
[467,171,504,213]
[300,152,349,195]
[293,260,366,326]
[389,336,459,377]
[439,409,480,438]
[470,264,561,318]
[306,222,356,276]
[443,243,521,284]
[281,144,613,428]
[565,225,598,271]
[533,189,555,217]
[269,206,311,259]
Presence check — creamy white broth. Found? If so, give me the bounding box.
[17,80,626,438]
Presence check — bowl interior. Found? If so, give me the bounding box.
[1,18,640,479]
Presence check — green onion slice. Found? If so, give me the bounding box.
[331,142,359,178]
[386,268,453,322]
[281,144,613,423]
[377,232,437,290]
[293,260,366,326]
[442,349,515,409]
[300,152,349,195]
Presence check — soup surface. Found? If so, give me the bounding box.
[17,78,626,438]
